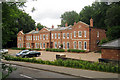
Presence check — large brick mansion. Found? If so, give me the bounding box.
[17,18,106,51]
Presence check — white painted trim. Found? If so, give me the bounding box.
[72,39,89,40]
[84,41,87,50]
[78,41,82,50]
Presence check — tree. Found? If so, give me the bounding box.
[2,2,35,48]
[60,11,79,26]
[36,23,45,30]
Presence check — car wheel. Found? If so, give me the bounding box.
[36,54,39,57]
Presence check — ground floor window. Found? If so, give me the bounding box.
[67,42,69,49]
[74,41,76,49]
[26,43,30,48]
[43,43,45,49]
[55,42,57,48]
[84,41,87,50]
[40,43,42,49]
[78,41,82,50]
[35,43,39,48]
[63,42,65,49]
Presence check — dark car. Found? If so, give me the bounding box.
[16,50,41,58]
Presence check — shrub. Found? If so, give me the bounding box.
[67,49,85,53]
[3,55,120,73]
[45,48,65,52]
[99,38,109,45]
[33,48,41,51]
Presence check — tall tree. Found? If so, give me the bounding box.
[2,2,35,48]
[60,11,79,26]
[36,23,45,30]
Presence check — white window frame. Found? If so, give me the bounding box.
[40,35,42,39]
[67,42,69,49]
[78,31,82,37]
[58,42,60,46]
[74,41,76,49]
[33,36,35,40]
[31,36,32,40]
[78,41,82,50]
[63,33,65,39]
[52,33,54,39]
[43,43,45,49]
[35,43,38,48]
[40,43,42,49]
[38,36,39,40]
[36,36,37,40]
[58,33,60,39]
[63,42,65,49]
[71,33,72,39]
[46,34,48,39]
[74,31,76,37]
[55,33,57,39]
[97,31,99,37]
[55,42,57,49]
[84,31,86,37]
[84,41,87,50]
[67,33,69,39]
[43,34,45,40]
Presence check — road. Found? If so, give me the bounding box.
[3,64,93,80]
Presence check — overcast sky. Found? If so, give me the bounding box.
[24,0,95,28]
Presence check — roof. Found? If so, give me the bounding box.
[26,30,39,34]
[100,38,120,49]
[49,25,72,31]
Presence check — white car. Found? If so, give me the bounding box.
[0,49,8,54]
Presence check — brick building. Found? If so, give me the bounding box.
[17,18,106,51]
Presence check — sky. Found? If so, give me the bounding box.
[24,0,95,28]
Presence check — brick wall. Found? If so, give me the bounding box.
[101,48,120,60]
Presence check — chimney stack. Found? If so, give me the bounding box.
[65,22,68,27]
[74,22,76,25]
[36,27,38,31]
[90,18,93,27]
[52,25,54,29]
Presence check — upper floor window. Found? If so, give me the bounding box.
[46,34,48,39]
[40,35,42,39]
[71,33,72,39]
[36,36,37,40]
[33,36,35,40]
[67,33,69,39]
[31,36,32,40]
[78,31,82,37]
[55,33,57,39]
[38,36,39,40]
[97,31,99,37]
[52,33,54,39]
[74,31,76,37]
[84,31,86,37]
[58,33,60,39]
[63,33,65,39]
[43,34,45,40]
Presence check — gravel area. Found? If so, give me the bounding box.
[8,49,101,62]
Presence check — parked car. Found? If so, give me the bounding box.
[0,49,8,54]
[16,50,29,57]
[16,50,41,58]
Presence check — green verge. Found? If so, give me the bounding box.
[3,55,120,73]
[45,48,65,52]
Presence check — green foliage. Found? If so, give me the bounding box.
[32,48,41,51]
[61,11,79,26]
[106,26,120,41]
[99,38,109,45]
[67,49,85,53]
[45,48,65,52]
[2,2,35,48]
[36,23,45,30]
[3,55,120,73]
[11,47,26,50]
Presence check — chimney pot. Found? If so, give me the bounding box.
[36,27,38,31]
[74,22,76,25]
[90,18,93,27]
[65,22,68,27]
[52,25,54,29]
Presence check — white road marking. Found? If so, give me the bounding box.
[20,74,37,80]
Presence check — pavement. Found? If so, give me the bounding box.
[2,60,119,80]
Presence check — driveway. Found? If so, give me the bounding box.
[8,49,101,62]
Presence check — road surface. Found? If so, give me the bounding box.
[3,64,92,80]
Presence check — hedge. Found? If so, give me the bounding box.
[11,47,26,50]
[3,55,120,73]
[45,48,65,52]
[67,49,85,53]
